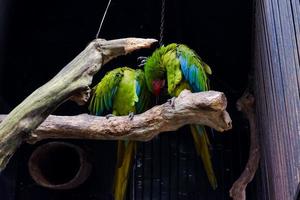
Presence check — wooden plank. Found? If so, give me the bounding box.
[254,2,272,199]
[254,0,300,199]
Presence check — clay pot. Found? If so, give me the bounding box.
[28,142,92,189]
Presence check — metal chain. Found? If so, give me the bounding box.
[159,0,166,46]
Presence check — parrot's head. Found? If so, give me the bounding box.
[145,66,166,96]
[144,48,166,96]
[152,79,165,96]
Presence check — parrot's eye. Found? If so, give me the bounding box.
[116,73,122,77]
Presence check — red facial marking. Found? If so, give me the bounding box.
[152,80,165,96]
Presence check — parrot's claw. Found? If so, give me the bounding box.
[167,97,176,109]
[137,56,148,62]
[137,56,148,67]
[105,114,115,119]
[138,63,145,67]
[128,112,135,120]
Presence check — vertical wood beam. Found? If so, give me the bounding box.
[254,0,300,199]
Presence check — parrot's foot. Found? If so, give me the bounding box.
[128,112,135,120]
[137,56,148,67]
[167,97,176,109]
[105,114,115,119]
[137,56,148,62]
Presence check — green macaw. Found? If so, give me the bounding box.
[88,67,149,200]
[144,43,217,189]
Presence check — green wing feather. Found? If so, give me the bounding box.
[190,125,218,189]
[88,68,123,115]
[112,67,138,116]
[163,46,183,96]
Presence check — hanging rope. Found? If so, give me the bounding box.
[159,0,166,46]
[95,0,113,39]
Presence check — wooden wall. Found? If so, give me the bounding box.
[253,0,300,199]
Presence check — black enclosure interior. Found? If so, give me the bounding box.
[0,0,255,199]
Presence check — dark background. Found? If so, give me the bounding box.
[0,0,255,199]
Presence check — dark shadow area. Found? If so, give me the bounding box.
[0,0,256,199]
[30,145,81,185]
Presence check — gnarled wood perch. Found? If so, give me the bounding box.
[229,92,260,200]
[0,90,232,144]
[0,38,157,171]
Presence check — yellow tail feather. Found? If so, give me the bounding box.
[190,125,218,189]
[113,141,136,200]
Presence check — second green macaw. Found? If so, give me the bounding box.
[144,43,217,189]
[88,67,149,200]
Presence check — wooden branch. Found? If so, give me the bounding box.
[0,90,232,143]
[0,38,157,171]
[229,92,260,200]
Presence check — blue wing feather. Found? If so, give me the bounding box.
[179,55,189,80]
[179,55,202,92]
[178,46,208,92]
[135,80,143,114]
[104,92,110,110]
[135,70,149,114]
[135,80,141,97]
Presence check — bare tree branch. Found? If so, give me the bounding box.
[0,90,232,144]
[0,38,157,171]
[229,92,260,200]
